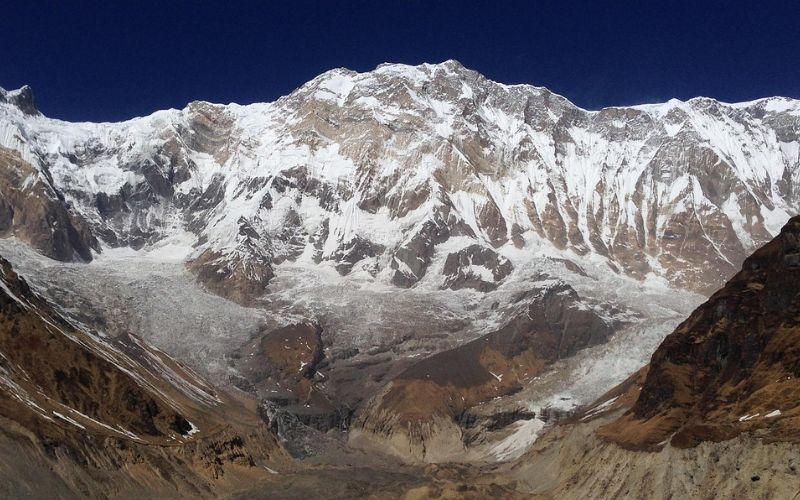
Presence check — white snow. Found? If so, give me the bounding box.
[53,411,86,429]
[316,73,356,106]
[185,420,200,437]
[580,395,621,421]
[764,98,799,115]
[467,264,496,283]
[0,61,796,294]
[489,418,546,461]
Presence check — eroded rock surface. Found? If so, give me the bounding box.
[600,215,800,450]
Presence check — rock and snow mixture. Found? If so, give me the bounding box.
[0,62,798,461]
[0,61,797,300]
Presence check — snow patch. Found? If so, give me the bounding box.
[489,418,545,461]
[53,411,86,429]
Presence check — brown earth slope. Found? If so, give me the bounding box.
[503,217,800,499]
[599,215,800,451]
[0,254,286,498]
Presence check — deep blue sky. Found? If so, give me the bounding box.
[2,1,799,122]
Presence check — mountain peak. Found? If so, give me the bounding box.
[374,59,461,70]
[1,85,39,115]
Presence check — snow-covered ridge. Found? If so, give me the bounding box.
[0,61,799,298]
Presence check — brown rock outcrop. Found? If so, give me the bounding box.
[0,147,97,261]
[600,215,800,450]
[441,244,513,292]
[356,283,622,461]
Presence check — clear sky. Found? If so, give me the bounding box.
[2,1,798,122]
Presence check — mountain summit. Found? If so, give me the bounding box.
[1,62,798,305]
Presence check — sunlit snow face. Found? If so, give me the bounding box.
[0,63,797,302]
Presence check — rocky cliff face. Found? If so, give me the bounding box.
[599,215,800,450]
[0,85,38,116]
[0,146,97,261]
[1,63,798,304]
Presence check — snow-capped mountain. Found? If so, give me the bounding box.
[1,60,799,304]
[4,61,800,495]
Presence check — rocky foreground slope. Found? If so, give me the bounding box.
[504,216,800,498]
[0,254,286,498]
[600,214,800,449]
